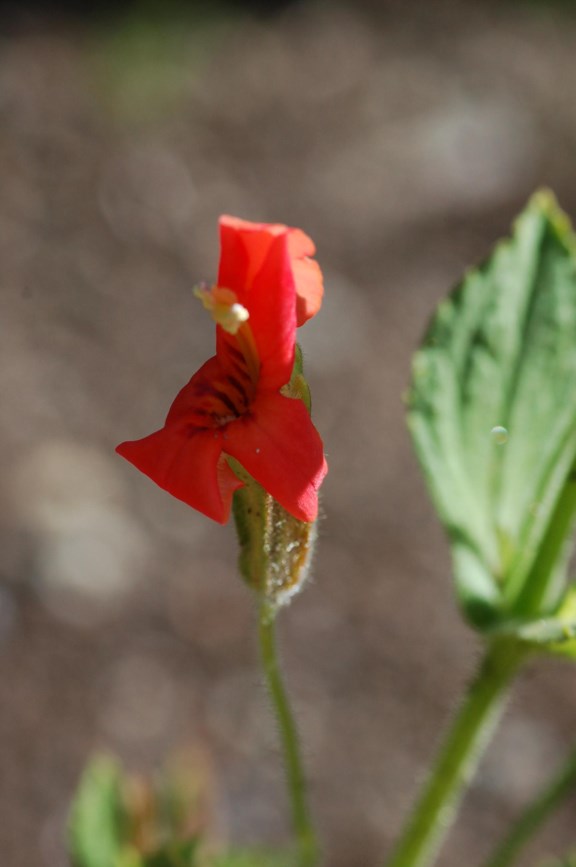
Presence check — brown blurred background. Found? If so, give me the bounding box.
[2,0,576,864]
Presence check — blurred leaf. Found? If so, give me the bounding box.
[211,850,293,867]
[70,754,208,867]
[539,855,576,867]
[408,191,576,628]
[143,839,199,867]
[89,3,237,123]
[70,756,129,867]
[118,850,144,867]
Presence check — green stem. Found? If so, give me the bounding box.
[482,742,576,867]
[258,603,318,867]
[385,639,526,867]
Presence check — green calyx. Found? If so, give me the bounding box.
[408,191,576,642]
[231,469,317,614]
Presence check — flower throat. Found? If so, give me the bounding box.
[191,284,260,428]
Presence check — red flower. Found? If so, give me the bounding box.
[116,216,327,524]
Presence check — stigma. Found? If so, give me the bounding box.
[194,284,250,335]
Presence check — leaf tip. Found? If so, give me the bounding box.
[527,187,574,244]
[529,186,559,213]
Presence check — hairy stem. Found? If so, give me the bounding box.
[258,603,318,867]
[385,639,526,867]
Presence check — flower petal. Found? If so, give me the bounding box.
[217,216,286,292]
[164,356,219,424]
[218,217,324,328]
[218,220,296,390]
[164,355,254,435]
[116,426,242,524]
[225,391,327,522]
[288,228,324,326]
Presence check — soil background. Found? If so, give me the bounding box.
[1,1,576,865]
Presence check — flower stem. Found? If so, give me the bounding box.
[258,603,318,867]
[385,639,526,867]
[482,741,576,867]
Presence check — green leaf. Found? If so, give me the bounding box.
[408,191,576,628]
[69,756,130,867]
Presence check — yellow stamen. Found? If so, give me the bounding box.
[194,284,249,335]
[195,283,260,384]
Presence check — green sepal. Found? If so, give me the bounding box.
[281,344,311,412]
[408,190,576,630]
[292,343,304,377]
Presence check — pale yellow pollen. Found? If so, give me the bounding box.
[194,284,249,335]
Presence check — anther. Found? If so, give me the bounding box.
[194,284,249,335]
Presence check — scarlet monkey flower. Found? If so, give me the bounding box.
[117,216,327,524]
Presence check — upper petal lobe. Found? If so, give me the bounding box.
[218,221,296,390]
[287,228,324,326]
[218,215,323,327]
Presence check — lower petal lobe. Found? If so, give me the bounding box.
[225,391,327,522]
[117,426,242,523]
